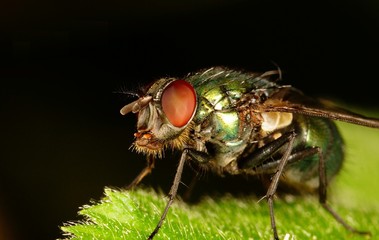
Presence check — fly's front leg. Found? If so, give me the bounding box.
[125,155,155,190]
[148,148,210,239]
[317,148,371,236]
[148,149,188,240]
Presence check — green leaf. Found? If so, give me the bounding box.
[61,188,378,239]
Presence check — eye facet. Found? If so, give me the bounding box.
[161,80,196,127]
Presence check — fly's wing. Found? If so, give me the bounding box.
[259,86,379,129]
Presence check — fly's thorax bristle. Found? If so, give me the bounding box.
[168,121,194,150]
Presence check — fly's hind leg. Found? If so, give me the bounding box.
[253,143,370,238]
[317,147,371,235]
[125,155,155,190]
[242,129,370,239]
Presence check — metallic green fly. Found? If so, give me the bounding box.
[119,67,379,240]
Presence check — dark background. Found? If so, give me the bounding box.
[1,1,379,239]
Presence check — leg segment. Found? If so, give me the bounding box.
[148,149,188,239]
[264,131,297,240]
[238,130,298,239]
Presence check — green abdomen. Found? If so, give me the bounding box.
[285,115,345,190]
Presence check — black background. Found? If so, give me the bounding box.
[1,1,379,239]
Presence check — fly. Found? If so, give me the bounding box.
[119,67,379,240]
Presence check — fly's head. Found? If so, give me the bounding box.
[120,78,197,157]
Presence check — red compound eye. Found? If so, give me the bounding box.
[161,80,196,127]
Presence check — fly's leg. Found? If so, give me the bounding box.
[317,147,371,235]
[148,149,188,240]
[125,155,155,190]
[239,131,297,240]
[256,144,370,237]
[264,131,296,240]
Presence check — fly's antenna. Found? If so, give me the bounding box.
[120,95,153,115]
[114,86,147,115]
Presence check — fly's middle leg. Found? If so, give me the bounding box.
[264,131,296,240]
[239,130,297,240]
